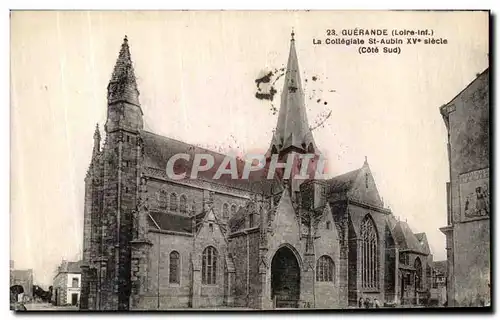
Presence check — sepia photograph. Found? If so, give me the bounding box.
[9,10,490,311]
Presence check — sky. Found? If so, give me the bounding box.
[10,11,488,287]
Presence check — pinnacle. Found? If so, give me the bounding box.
[93,124,100,140]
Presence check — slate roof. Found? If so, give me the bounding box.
[272,35,317,153]
[415,232,431,254]
[415,232,425,241]
[229,206,249,233]
[327,168,361,193]
[140,130,279,193]
[148,211,193,233]
[66,261,82,274]
[392,221,427,254]
[56,260,82,275]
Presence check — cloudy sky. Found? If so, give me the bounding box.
[11,11,488,286]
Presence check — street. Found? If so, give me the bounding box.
[23,303,78,311]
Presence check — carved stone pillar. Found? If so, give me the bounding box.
[224,254,235,307]
[256,248,271,309]
[338,245,349,308]
[191,256,202,309]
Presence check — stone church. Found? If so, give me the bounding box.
[80,33,434,310]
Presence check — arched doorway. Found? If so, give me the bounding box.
[271,246,300,308]
[10,285,24,303]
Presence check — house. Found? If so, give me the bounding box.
[430,260,447,306]
[439,68,490,307]
[10,260,33,303]
[53,260,82,306]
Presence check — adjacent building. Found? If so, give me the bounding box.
[439,69,490,307]
[385,218,433,306]
[80,34,435,310]
[53,260,82,306]
[10,260,34,303]
[430,260,447,306]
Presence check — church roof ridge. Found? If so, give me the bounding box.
[140,130,281,193]
[140,129,242,160]
[326,167,363,193]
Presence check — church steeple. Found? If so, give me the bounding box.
[269,30,317,156]
[107,35,141,108]
[105,36,143,133]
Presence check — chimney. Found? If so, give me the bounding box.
[61,259,68,272]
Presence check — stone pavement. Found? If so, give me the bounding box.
[24,302,79,311]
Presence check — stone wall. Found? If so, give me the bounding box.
[146,231,194,309]
[228,230,260,308]
[347,204,387,303]
[313,214,342,308]
[442,69,490,306]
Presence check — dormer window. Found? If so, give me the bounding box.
[326,221,331,230]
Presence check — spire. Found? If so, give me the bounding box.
[93,123,101,157]
[94,123,100,140]
[107,35,140,107]
[270,30,317,154]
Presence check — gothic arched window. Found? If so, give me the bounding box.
[158,190,167,209]
[231,204,237,216]
[414,257,422,290]
[169,251,180,284]
[179,195,187,214]
[169,193,178,212]
[360,215,379,288]
[202,246,217,285]
[316,255,334,282]
[223,203,229,219]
